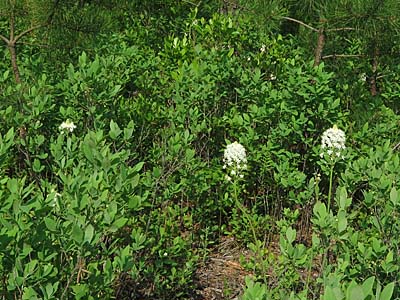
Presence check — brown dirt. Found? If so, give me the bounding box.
[193,236,254,300]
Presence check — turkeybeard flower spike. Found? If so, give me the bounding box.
[321,124,346,160]
[59,120,76,133]
[223,141,247,180]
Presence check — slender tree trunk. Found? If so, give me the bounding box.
[370,47,379,96]
[1,3,47,84]
[9,7,21,83]
[314,27,325,67]
[8,42,21,83]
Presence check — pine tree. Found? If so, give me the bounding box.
[0,0,127,83]
[237,0,400,95]
[0,0,57,83]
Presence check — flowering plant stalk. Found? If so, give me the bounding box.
[320,125,346,212]
[223,142,267,281]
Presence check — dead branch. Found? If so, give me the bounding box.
[282,16,318,32]
[322,54,364,59]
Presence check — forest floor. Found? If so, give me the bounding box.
[194,236,253,300]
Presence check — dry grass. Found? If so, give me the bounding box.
[194,236,254,300]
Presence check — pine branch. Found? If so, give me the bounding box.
[0,34,9,44]
[281,16,318,32]
[326,27,355,32]
[322,54,364,59]
[14,24,45,43]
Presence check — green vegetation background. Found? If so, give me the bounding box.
[0,0,400,299]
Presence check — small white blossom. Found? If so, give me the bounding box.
[59,120,76,133]
[260,44,266,53]
[269,73,276,80]
[359,73,367,82]
[321,125,346,160]
[315,173,321,182]
[223,141,247,179]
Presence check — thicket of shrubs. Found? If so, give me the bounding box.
[1,3,400,299]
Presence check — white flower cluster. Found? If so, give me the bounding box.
[223,141,247,180]
[321,125,346,159]
[59,120,76,133]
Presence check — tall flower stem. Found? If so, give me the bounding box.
[327,163,334,213]
[232,181,267,282]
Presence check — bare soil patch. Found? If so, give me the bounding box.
[194,236,253,300]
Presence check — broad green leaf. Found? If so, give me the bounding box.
[84,224,94,244]
[5,127,14,141]
[286,227,296,244]
[123,123,134,140]
[133,161,144,172]
[332,287,344,300]
[185,148,195,161]
[109,218,128,233]
[338,187,350,210]
[109,120,122,140]
[390,187,398,206]
[44,282,55,298]
[380,282,395,300]
[32,159,44,173]
[3,70,9,80]
[88,58,99,75]
[337,210,347,233]
[71,283,89,300]
[80,194,89,210]
[7,178,19,194]
[362,276,375,296]
[42,264,54,277]
[312,233,320,247]
[22,287,39,300]
[346,284,364,300]
[324,286,337,300]
[44,217,57,232]
[128,195,141,210]
[385,251,394,264]
[82,143,94,163]
[72,224,83,244]
[131,174,140,189]
[79,51,87,67]
[313,201,327,218]
[24,259,38,276]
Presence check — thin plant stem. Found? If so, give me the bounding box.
[327,164,334,213]
[315,177,320,203]
[232,180,267,283]
[320,234,329,295]
[321,163,335,294]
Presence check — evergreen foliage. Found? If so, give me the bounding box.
[0,1,399,299]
